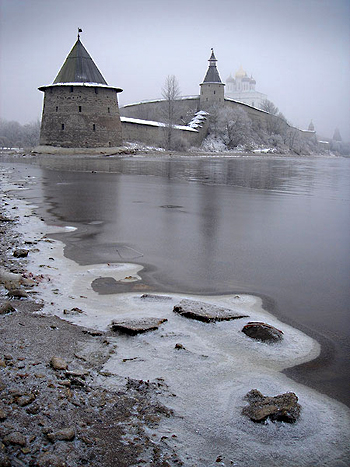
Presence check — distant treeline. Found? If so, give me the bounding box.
[0,119,40,148]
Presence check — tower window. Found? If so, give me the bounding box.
[56,106,58,112]
[79,106,82,112]
[214,91,216,95]
[108,107,110,113]
[61,124,65,130]
[95,88,99,94]
[93,124,96,131]
[70,86,73,92]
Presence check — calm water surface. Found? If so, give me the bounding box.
[6,155,350,405]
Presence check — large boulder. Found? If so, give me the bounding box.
[242,389,301,423]
[110,317,167,335]
[173,299,248,323]
[242,321,283,343]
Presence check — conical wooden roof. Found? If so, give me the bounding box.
[202,48,222,83]
[53,37,107,84]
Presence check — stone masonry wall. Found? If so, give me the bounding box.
[121,118,202,147]
[199,83,225,110]
[39,86,123,148]
[120,98,200,125]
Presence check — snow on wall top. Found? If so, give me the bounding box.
[38,82,123,92]
[121,116,198,132]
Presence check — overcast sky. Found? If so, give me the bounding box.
[1,0,349,140]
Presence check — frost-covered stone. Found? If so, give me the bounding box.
[50,356,68,370]
[46,427,75,442]
[242,389,301,423]
[242,321,283,343]
[111,317,167,335]
[13,248,29,258]
[3,431,27,446]
[173,299,248,322]
[0,302,16,315]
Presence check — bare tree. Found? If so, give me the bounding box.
[0,118,40,148]
[259,99,279,115]
[161,75,181,150]
[216,107,253,149]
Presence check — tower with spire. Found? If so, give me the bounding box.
[38,31,123,151]
[199,49,225,110]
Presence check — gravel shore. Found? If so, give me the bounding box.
[0,171,181,466]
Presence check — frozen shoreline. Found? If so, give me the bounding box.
[1,163,350,466]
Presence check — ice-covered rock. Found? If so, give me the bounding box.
[242,321,283,343]
[242,389,301,423]
[173,299,248,322]
[110,317,167,335]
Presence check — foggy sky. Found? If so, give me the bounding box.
[1,0,349,140]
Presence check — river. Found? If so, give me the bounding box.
[2,153,350,408]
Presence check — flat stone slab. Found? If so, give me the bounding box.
[110,318,167,335]
[242,321,283,343]
[242,389,301,423]
[173,299,248,323]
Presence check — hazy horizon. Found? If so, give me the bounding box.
[0,0,349,141]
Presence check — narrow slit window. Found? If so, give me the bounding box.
[79,106,82,112]
[70,86,73,92]
[61,124,65,130]
[93,124,96,131]
[95,88,98,94]
[108,107,110,113]
[56,106,58,112]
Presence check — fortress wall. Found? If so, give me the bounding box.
[121,118,201,148]
[120,96,311,149]
[121,98,200,124]
[224,98,268,125]
[40,86,122,148]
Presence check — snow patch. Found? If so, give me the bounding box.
[188,110,209,129]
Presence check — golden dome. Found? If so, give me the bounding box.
[235,65,247,78]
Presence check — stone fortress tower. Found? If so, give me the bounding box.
[225,66,267,109]
[199,49,225,110]
[37,31,123,152]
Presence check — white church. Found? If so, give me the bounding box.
[225,66,267,109]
